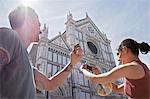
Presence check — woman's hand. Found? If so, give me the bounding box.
[92,66,101,75]
[80,64,101,84]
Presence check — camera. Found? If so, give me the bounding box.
[82,64,94,72]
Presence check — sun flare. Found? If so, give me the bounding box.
[19,0,39,6]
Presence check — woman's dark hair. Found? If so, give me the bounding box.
[118,38,150,56]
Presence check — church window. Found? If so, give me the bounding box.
[47,63,52,77]
[53,52,57,63]
[58,54,62,64]
[52,65,57,75]
[87,41,98,54]
[48,51,52,61]
[63,56,66,65]
[86,93,91,99]
[80,91,86,99]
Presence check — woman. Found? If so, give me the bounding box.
[81,38,150,99]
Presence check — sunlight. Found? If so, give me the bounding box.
[19,0,39,6]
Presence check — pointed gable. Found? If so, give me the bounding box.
[75,16,109,43]
[49,33,71,50]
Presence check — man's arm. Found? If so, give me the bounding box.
[34,44,83,91]
[34,63,73,91]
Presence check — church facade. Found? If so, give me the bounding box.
[29,13,126,99]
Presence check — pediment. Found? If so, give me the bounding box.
[49,34,70,50]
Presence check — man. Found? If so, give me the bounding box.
[0,6,83,98]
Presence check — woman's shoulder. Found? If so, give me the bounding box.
[123,61,146,79]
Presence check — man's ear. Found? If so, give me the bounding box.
[123,46,128,54]
[24,16,34,27]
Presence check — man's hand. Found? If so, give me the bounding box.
[69,44,83,67]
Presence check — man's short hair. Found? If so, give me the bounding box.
[8,6,38,29]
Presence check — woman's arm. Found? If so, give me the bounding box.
[86,62,145,84]
[112,83,124,93]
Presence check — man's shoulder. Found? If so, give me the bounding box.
[0,28,16,69]
[0,27,22,47]
[0,27,18,38]
[0,27,25,60]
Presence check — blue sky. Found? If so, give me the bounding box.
[0,0,149,68]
